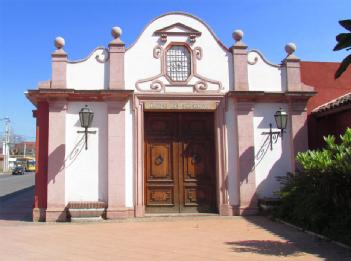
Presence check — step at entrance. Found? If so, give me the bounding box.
[67,201,106,221]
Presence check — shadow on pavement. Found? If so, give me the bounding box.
[226,239,302,257]
[0,185,34,222]
[225,216,351,260]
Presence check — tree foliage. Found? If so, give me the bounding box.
[334,20,351,78]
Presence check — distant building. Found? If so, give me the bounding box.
[26,12,315,222]
[311,92,351,147]
[12,141,36,156]
[301,62,351,149]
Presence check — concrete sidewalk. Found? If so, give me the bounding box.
[0,216,350,260]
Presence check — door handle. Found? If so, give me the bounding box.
[154,155,164,166]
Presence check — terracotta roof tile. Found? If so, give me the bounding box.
[312,92,351,114]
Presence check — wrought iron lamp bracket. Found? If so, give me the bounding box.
[77,128,97,150]
[262,123,284,151]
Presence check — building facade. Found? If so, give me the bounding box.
[26,12,315,222]
[301,61,351,149]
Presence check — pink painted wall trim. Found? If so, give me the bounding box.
[289,102,308,172]
[235,102,257,214]
[134,97,145,217]
[108,43,125,90]
[232,44,249,91]
[51,50,67,89]
[284,56,302,92]
[106,102,127,218]
[47,102,67,221]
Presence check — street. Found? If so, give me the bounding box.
[0,172,34,221]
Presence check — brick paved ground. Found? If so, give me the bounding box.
[0,216,350,260]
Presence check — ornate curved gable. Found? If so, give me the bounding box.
[125,12,231,93]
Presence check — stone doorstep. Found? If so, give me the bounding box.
[68,208,106,218]
[70,217,104,222]
[67,201,106,209]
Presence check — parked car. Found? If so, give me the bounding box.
[12,166,25,175]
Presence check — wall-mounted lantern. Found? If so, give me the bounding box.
[77,105,96,150]
[263,108,288,150]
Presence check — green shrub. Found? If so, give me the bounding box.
[274,128,351,245]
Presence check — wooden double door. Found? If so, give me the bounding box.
[144,112,217,213]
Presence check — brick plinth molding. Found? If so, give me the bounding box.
[219,204,240,216]
[45,208,68,222]
[32,208,46,222]
[106,208,134,219]
[134,205,145,217]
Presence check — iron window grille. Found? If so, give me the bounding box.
[166,45,191,82]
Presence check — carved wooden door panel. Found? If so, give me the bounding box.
[179,113,217,213]
[144,113,179,213]
[144,112,217,214]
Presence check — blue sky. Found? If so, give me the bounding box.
[0,0,350,140]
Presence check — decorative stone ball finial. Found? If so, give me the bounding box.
[111,26,122,39]
[54,36,65,49]
[285,42,296,55]
[232,29,244,42]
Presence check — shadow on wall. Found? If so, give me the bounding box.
[245,120,309,211]
[238,146,257,215]
[225,216,351,260]
[237,124,291,213]
[47,135,85,185]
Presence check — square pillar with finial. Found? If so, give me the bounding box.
[282,43,302,91]
[108,26,125,89]
[231,30,249,91]
[51,37,67,89]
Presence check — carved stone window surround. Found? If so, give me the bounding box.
[135,42,222,93]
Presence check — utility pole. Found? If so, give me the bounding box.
[23,142,26,158]
[1,117,11,172]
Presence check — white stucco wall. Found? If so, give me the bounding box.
[125,13,231,92]
[225,99,239,205]
[65,102,108,203]
[248,51,286,92]
[67,48,109,90]
[253,103,292,198]
[124,98,134,207]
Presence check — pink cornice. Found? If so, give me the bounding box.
[126,12,230,53]
[228,91,315,103]
[26,89,133,106]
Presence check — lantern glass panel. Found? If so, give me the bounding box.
[79,106,94,128]
[87,112,94,128]
[274,110,288,130]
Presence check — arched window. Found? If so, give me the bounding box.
[166,45,191,82]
